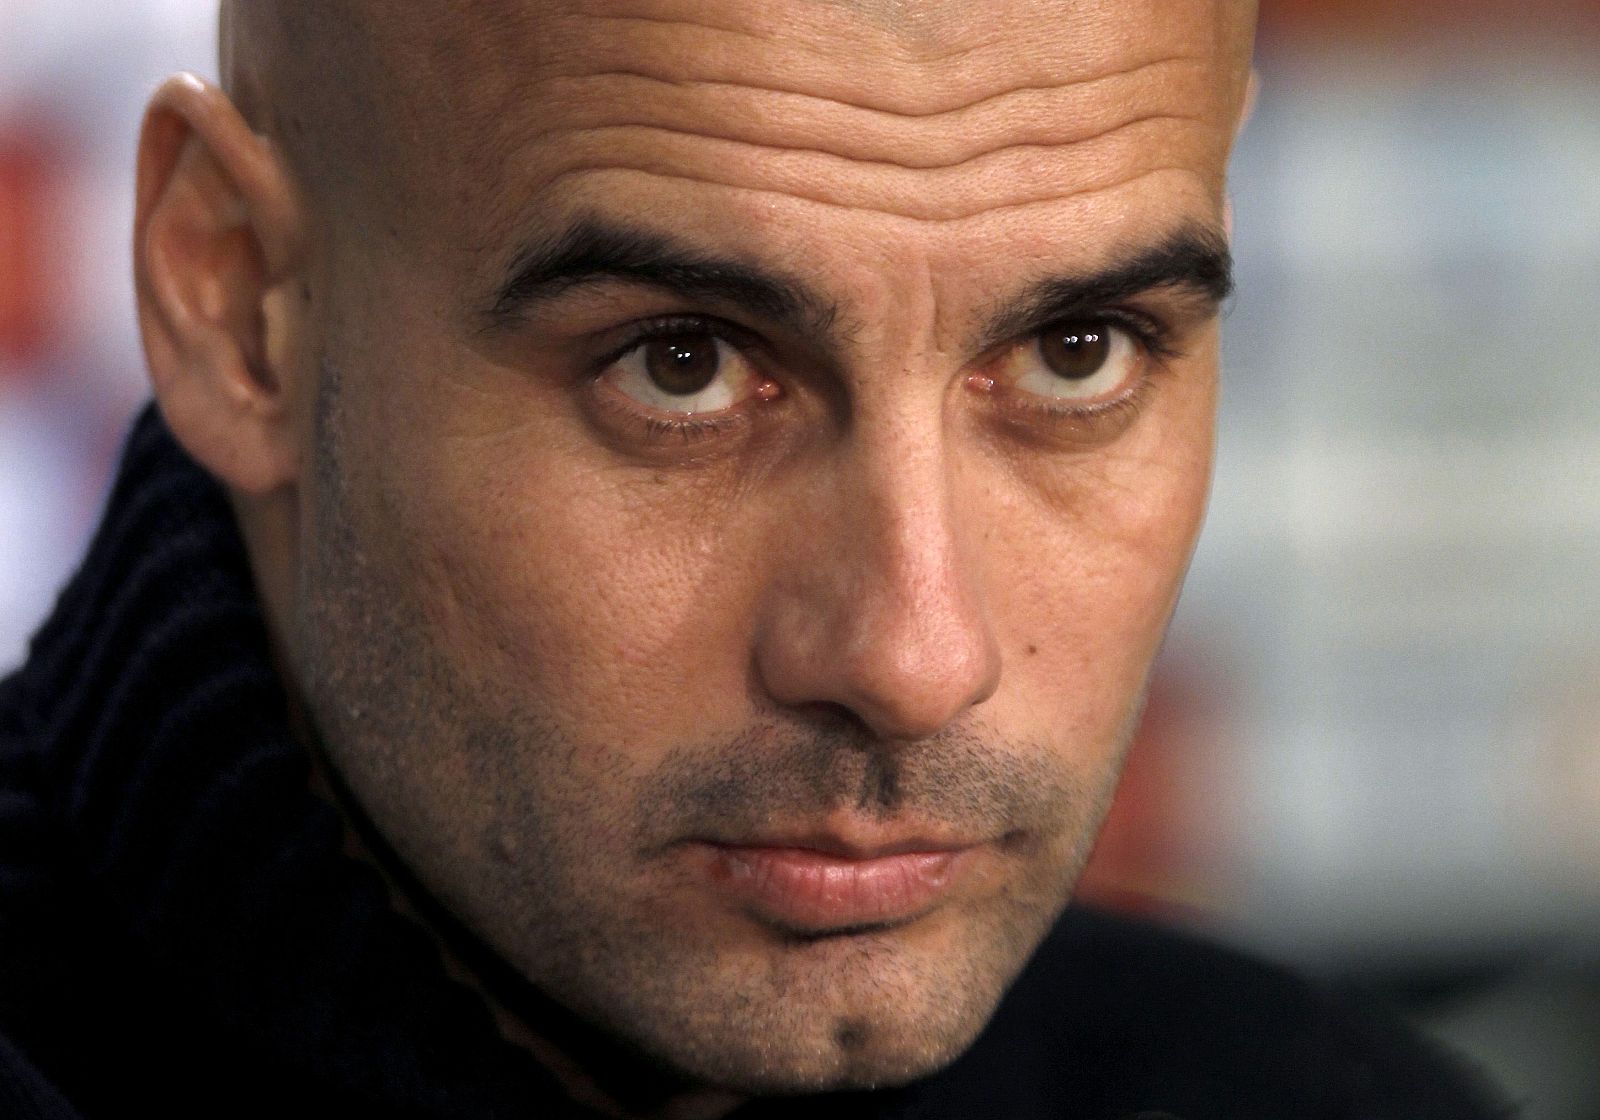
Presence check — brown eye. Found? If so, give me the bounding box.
[1038,322,1111,381]
[602,327,763,416]
[644,333,721,396]
[993,318,1139,405]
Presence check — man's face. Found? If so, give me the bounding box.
[284,0,1249,1098]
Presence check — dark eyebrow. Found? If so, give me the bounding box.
[979,224,1233,350]
[485,217,842,341]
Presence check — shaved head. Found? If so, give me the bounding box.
[219,0,1256,222]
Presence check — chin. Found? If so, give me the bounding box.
[580,921,1027,1097]
[658,997,993,1096]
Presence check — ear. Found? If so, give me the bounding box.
[134,72,307,495]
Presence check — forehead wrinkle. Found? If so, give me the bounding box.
[517,61,1207,174]
[531,53,1196,123]
[529,111,1200,177]
[457,13,1233,240]
[517,1,1227,124]
[512,112,1210,225]
[533,164,1198,226]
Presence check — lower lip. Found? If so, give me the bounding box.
[701,844,971,933]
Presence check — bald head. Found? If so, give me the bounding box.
[219,0,1256,226]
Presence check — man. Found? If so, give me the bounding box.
[0,2,1505,1117]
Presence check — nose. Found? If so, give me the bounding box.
[753,434,1002,742]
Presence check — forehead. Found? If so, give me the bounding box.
[325,0,1247,311]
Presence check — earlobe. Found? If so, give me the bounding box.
[134,72,306,495]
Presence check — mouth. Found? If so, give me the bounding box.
[691,830,987,936]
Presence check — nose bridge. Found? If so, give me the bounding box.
[854,432,976,659]
[756,412,1002,742]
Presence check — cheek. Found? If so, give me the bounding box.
[323,285,768,757]
[982,374,1214,744]
[380,433,764,755]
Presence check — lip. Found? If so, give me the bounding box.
[696,835,981,934]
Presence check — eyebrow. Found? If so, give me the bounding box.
[487,218,842,341]
[486,216,1232,350]
[977,224,1233,351]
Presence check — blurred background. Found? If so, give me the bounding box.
[2,1,1596,1114]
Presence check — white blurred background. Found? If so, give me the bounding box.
[2,1,1597,1114]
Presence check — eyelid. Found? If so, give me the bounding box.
[592,312,758,374]
[1034,307,1176,361]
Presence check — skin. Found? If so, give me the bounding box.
[133,2,1256,1117]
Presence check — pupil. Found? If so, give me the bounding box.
[1040,323,1109,381]
[645,333,720,396]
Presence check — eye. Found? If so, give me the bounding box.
[603,328,762,415]
[1006,320,1141,403]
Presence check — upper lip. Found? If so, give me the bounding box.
[705,829,984,860]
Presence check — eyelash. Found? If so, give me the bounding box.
[1099,310,1180,362]
[591,308,1182,444]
